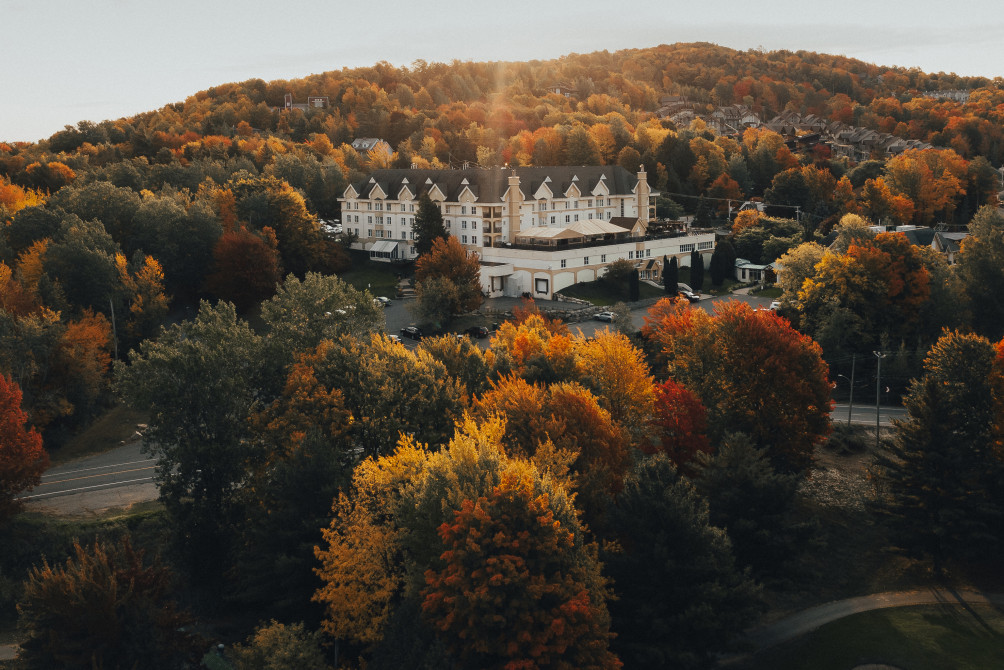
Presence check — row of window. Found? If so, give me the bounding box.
[536,198,609,211]
[558,249,658,268]
[346,201,418,212]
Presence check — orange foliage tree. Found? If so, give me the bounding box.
[0,373,48,521]
[422,467,622,670]
[643,299,831,473]
[414,235,483,314]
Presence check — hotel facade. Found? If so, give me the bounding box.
[340,166,715,299]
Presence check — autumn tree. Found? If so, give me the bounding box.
[314,419,618,668]
[114,252,170,348]
[419,334,497,398]
[643,299,831,473]
[470,375,631,529]
[412,235,482,323]
[647,379,711,471]
[606,454,761,669]
[18,538,196,669]
[572,329,655,440]
[0,374,48,522]
[206,225,283,311]
[413,192,448,256]
[229,620,333,670]
[775,241,825,308]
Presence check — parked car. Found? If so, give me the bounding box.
[769,300,781,311]
[374,296,392,306]
[466,325,489,339]
[595,311,616,322]
[400,326,423,340]
[388,334,403,344]
[679,290,701,303]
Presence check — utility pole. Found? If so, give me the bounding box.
[874,351,886,448]
[847,353,855,427]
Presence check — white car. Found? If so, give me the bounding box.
[374,296,392,306]
[769,300,781,311]
[595,311,616,322]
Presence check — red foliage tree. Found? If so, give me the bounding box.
[206,226,283,310]
[647,379,711,471]
[0,374,48,521]
[421,469,621,670]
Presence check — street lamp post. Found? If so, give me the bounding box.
[874,351,886,448]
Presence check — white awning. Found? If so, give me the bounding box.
[370,240,398,253]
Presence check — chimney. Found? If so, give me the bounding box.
[506,170,523,239]
[636,165,650,235]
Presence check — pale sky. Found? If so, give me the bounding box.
[2,0,1002,143]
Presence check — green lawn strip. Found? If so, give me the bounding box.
[742,604,1004,670]
[558,279,665,306]
[48,405,148,466]
[338,250,406,296]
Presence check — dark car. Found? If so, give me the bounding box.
[400,326,423,340]
[466,325,489,339]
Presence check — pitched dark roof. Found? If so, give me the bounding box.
[346,166,638,203]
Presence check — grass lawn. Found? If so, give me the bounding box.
[558,279,665,306]
[741,604,1004,670]
[49,404,149,466]
[338,249,407,297]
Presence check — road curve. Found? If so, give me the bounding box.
[740,587,1004,654]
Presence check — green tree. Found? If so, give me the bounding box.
[663,256,678,294]
[18,538,196,670]
[709,237,736,287]
[42,215,120,315]
[565,125,602,165]
[695,434,815,577]
[115,301,266,581]
[957,206,1004,339]
[259,272,383,382]
[629,268,640,301]
[689,248,704,291]
[412,236,482,325]
[606,454,762,669]
[413,193,448,256]
[872,330,1004,568]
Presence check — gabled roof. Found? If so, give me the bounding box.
[343,166,638,204]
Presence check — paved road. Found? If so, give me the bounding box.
[739,587,1004,655]
[831,403,908,427]
[20,440,159,515]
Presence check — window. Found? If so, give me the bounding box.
[565,215,570,223]
[409,217,414,225]
[375,202,382,211]
[646,249,651,257]
[573,200,578,208]
[550,216,556,224]
[376,230,383,238]
[535,278,549,294]
[472,236,478,245]
[367,229,372,237]
[367,202,372,210]
[410,204,414,212]
[539,201,546,211]
[462,221,467,230]
[401,204,406,212]
[377,216,383,224]
[471,206,477,215]
[446,206,452,214]
[560,259,566,268]
[410,232,415,240]
[367,216,373,224]
[587,199,592,207]
[472,221,478,231]
[461,206,467,215]
[584,256,589,265]
[574,214,579,222]
[601,254,606,263]
[628,251,634,259]
[401,232,407,240]
[462,235,468,244]
[698,241,714,250]
[401,217,406,225]
[680,243,695,253]
[588,212,593,219]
